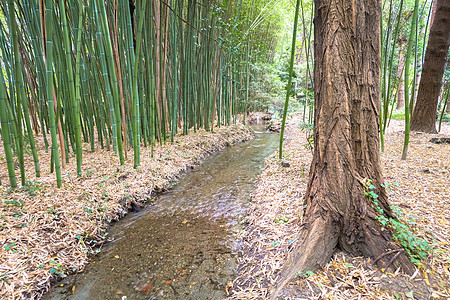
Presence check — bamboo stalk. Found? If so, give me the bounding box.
[279,0,301,159]
[0,61,17,188]
[402,0,420,160]
[44,0,62,187]
[59,0,82,176]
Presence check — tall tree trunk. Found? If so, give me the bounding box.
[429,0,438,28]
[271,0,414,297]
[410,0,450,133]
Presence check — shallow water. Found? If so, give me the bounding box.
[44,126,279,300]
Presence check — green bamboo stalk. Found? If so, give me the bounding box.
[143,21,155,153]
[438,85,448,132]
[279,0,301,159]
[244,0,255,126]
[35,2,50,152]
[380,0,404,151]
[97,0,124,164]
[44,0,62,187]
[10,0,41,181]
[51,26,68,168]
[402,0,420,160]
[171,0,178,141]
[93,1,117,153]
[121,0,135,150]
[131,0,147,167]
[6,1,24,185]
[381,0,394,111]
[59,0,82,176]
[0,61,17,188]
[24,0,49,152]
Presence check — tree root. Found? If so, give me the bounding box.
[270,210,414,299]
[373,248,404,264]
[270,212,339,299]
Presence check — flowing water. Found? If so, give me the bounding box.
[44,126,278,300]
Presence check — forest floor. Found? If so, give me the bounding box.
[230,114,450,300]
[0,124,253,299]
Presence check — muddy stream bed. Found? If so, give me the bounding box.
[43,126,279,300]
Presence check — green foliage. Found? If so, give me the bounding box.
[361,178,433,265]
[4,242,16,252]
[274,216,289,224]
[48,260,66,277]
[299,122,313,131]
[19,181,41,197]
[247,62,285,111]
[379,0,433,152]
[297,88,314,104]
[441,113,450,125]
[390,109,405,120]
[0,272,9,283]
[1,0,296,187]
[3,199,24,208]
[294,270,314,278]
[236,0,288,61]
[3,181,42,201]
[278,57,305,97]
[299,122,314,150]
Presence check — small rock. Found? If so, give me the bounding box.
[281,161,290,167]
[140,282,153,294]
[430,137,450,144]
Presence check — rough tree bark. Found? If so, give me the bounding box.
[271,0,414,297]
[410,0,450,133]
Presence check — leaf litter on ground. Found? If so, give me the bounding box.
[229,114,450,300]
[0,124,253,299]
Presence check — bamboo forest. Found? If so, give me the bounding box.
[0,0,449,299]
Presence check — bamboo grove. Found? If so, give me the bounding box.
[378,0,449,157]
[0,0,285,188]
[280,0,447,159]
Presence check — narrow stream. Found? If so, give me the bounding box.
[44,126,278,300]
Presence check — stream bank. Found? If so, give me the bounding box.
[0,124,254,299]
[43,124,279,299]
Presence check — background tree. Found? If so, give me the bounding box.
[272,0,414,297]
[410,0,450,133]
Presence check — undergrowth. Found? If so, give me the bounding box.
[361,178,433,265]
[299,121,314,150]
[390,109,405,120]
